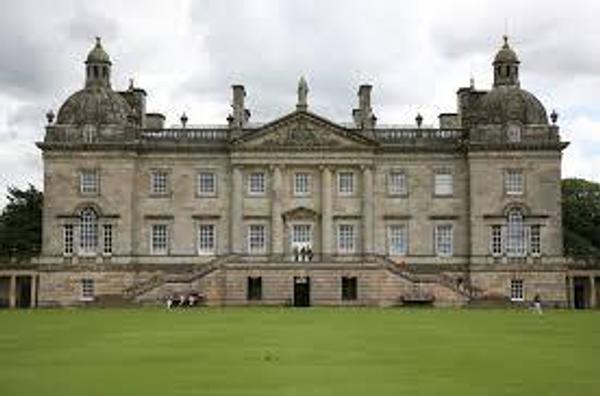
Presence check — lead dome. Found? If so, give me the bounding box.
[56,38,132,126]
[476,36,548,125]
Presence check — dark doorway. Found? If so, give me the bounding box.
[247,277,262,301]
[0,277,10,308]
[341,276,358,301]
[15,276,32,309]
[573,277,590,309]
[293,276,310,307]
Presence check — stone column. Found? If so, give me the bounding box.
[590,276,597,309]
[362,165,374,255]
[230,166,243,254]
[271,165,284,256]
[321,166,333,258]
[30,275,37,308]
[9,275,16,309]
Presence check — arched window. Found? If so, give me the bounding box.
[93,66,99,78]
[506,209,525,257]
[102,66,108,78]
[80,208,98,254]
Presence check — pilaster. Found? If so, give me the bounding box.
[271,165,284,255]
[321,166,333,256]
[230,166,243,253]
[362,165,374,254]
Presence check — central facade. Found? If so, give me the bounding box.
[33,37,571,307]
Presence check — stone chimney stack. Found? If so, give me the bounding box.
[229,85,250,129]
[353,84,376,130]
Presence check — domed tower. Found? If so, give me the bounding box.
[459,36,553,143]
[48,38,135,142]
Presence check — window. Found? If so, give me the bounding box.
[507,125,521,143]
[490,225,503,256]
[388,172,407,195]
[337,224,355,253]
[506,210,526,257]
[63,224,74,255]
[151,224,168,255]
[338,172,354,195]
[151,171,168,195]
[79,208,98,254]
[530,225,541,256]
[198,224,216,255]
[510,279,524,301]
[341,277,358,301]
[505,170,524,195]
[248,224,266,254]
[294,173,310,196]
[434,170,453,196]
[435,224,453,257]
[198,172,216,196]
[248,172,265,195]
[247,277,262,301]
[80,170,98,194]
[81,278,95,301]
[292,224,311,245]
[388,225,408,255]
[103,224,113,255]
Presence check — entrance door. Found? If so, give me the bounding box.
[15,276,31,309]
[293,276,310,307]
[291,224,312,262]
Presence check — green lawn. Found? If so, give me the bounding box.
[0,308,598,396]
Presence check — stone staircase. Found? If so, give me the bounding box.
[123,254,237,302]
[378,256,483,301]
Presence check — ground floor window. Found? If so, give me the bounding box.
[81,278,95,301]
[337,224,356,253]
[388,225,407,255]
[248,225,266,254]
[151,224,169,255]
[341,276,358,301]
[490,225,502,256]
[434,224,453,257]
[247,277,262,301]
[510,279,524,301]
[63,224,74,255]
[198,224,216,254]
[530,225,541,256]
[103,224,113,255]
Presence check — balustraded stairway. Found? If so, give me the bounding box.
[122,254,476,307]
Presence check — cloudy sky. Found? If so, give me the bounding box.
[1,0,599,207]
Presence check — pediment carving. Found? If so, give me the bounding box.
[236,111,377,150]
[282,206,320,221]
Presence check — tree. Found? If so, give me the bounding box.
[0,184,43,259]
[561,178,600,257]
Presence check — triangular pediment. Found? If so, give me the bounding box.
[233,110,378,150]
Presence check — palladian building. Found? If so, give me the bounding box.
[4,36,597,308]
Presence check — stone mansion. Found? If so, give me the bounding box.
[1,36,597,308]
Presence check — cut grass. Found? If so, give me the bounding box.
[0,308,598,396]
